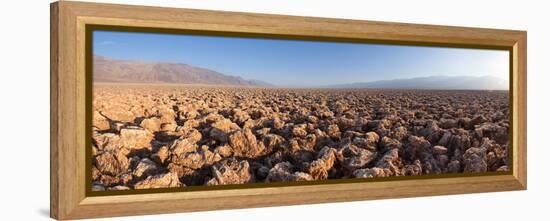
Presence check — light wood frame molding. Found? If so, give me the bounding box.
[50,1,527,219]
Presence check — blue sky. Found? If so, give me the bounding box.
[93,30,509,87]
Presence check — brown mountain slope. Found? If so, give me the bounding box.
[93,55,272,86]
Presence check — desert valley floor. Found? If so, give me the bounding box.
[91,85,510,191]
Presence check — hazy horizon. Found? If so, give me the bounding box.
[93,30,509,88]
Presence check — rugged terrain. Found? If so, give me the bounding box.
[93,55,272,86]
[91,85,509,191]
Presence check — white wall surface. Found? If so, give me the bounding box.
[0,0,547,220]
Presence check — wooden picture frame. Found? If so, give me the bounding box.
[50,1,527,219]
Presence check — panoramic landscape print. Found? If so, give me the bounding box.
[91,31,510,191]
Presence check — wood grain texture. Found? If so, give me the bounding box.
[50,1,527,219]
[50,2,59,218]
[516,33,528,187]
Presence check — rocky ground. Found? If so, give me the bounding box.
[91,85,509,191]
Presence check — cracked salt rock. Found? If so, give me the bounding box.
[134,172,182,189]
[206,159,253,185]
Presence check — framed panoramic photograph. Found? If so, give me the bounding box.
[50,1,527,220]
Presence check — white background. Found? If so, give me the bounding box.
[0,0,547,220]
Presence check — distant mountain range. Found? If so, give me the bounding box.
[324,75,508,90]
[94,55,506,90]
[93,55,273,87]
